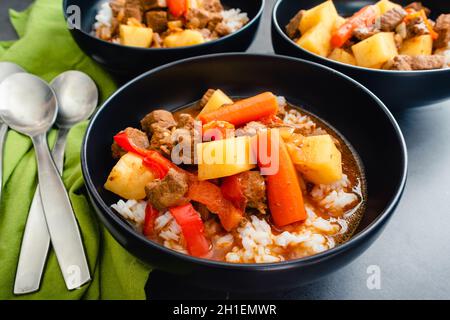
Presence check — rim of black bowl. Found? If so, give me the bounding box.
[82,53,408,271]
[62,0,265,51]
[272,0,450,75]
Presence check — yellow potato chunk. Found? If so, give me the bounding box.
[352,32,398,69]
[376,0,402,15]
[400,35,433,56]
[197,136,256,180]
[163,30,205,48]
[328,48,357,65]
[299,0,338,34]
[119,24,153,48]
[198,89,233,118]
[297,23,333,57]
[104,153,155,200]
[288,135,342,185]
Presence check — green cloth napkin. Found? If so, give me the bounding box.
[0,0,152,300]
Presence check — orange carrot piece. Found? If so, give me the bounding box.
[265,135,307,227]
[187,179,243,231]
[199,92,279,126]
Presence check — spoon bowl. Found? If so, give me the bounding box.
[0,73,57,136]
[0,62,25,83]
[51,70,98,128]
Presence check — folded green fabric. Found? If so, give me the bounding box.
[0,0,152,300]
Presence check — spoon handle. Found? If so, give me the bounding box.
[0,123,7,200]
[13,128,70,294]
[31,133,90,290]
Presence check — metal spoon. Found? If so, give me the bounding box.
[0,73,91,292]
[13,71,98,294]
[0,62,25,201]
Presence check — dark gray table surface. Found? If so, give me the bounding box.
[2,0,449,300]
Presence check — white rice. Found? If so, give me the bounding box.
[310,174,358,212]
[111,199,146,230]
[283,109,316,133]
[94,2,113,29]
[225,206,341,263]
[221,9,249,33]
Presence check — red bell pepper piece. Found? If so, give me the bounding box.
[114,131,174,179]
[169,203,211,258]
[167,0,188,18]
[331,5,378,48]
[221,175,246,211]
[143,203,159,237]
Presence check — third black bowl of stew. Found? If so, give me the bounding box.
[82,53,407,291]
[272,0,450,110]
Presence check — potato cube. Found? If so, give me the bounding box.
[119,24,153,48]
[104,152,155,200]
[163,30,205,48]
[297,23,332,57]
[352,32,398,68]
[299,0,338,34]
[376,0,402,15]
[328,48,357,65]
[400,35,433,56]
[197,136,256,180]
[288,135,342,185]
[198,89,233,118]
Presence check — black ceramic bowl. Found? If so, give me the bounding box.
[82,53,407,292]
[63,0,264,79]
[272,0,450,111]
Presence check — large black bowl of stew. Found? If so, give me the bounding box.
[272,0,450,110]
[81,53,407,292]
[63,0,264,80]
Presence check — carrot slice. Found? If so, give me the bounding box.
[199,92,279,126]
[263,132,307,227]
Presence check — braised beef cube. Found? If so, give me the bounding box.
[141,0,167,11]
[111,127,149,159]
[238,171,267,214]
[285,10,304,39]
[380,7,407,32]
[202,0,223,13]
[435,14,450,49]
[141,110,177,134]
[186,8,211,29]
[405,2,431,16]
[145,11,168,33]
[385,55,445,70]
[145,168,189,210]
[125,0,144,22]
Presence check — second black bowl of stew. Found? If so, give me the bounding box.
[82,53,407,291]
[272,0,450,110]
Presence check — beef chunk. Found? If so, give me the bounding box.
[285,10,304,39]
[199,89,216,109]
[237,171,267,214]
[384,55,446,70]
[125,0,143,22]
[172,114,196,164]
[380,7,407,31]
[405,2,431,16]
[141,110,177,156]
[152,32,163,47]
[235,121,267,137]
[145,11,168,33]
[353,25,379,41]
[110,0,126,23]
[146,169,189,210]
[111,127,149,159]
[214,22,232,36]
[406,16,429,38]
[186,8,212,29]
[435,14,450,49]
[141,0,167,11]
[202,0,223,13]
